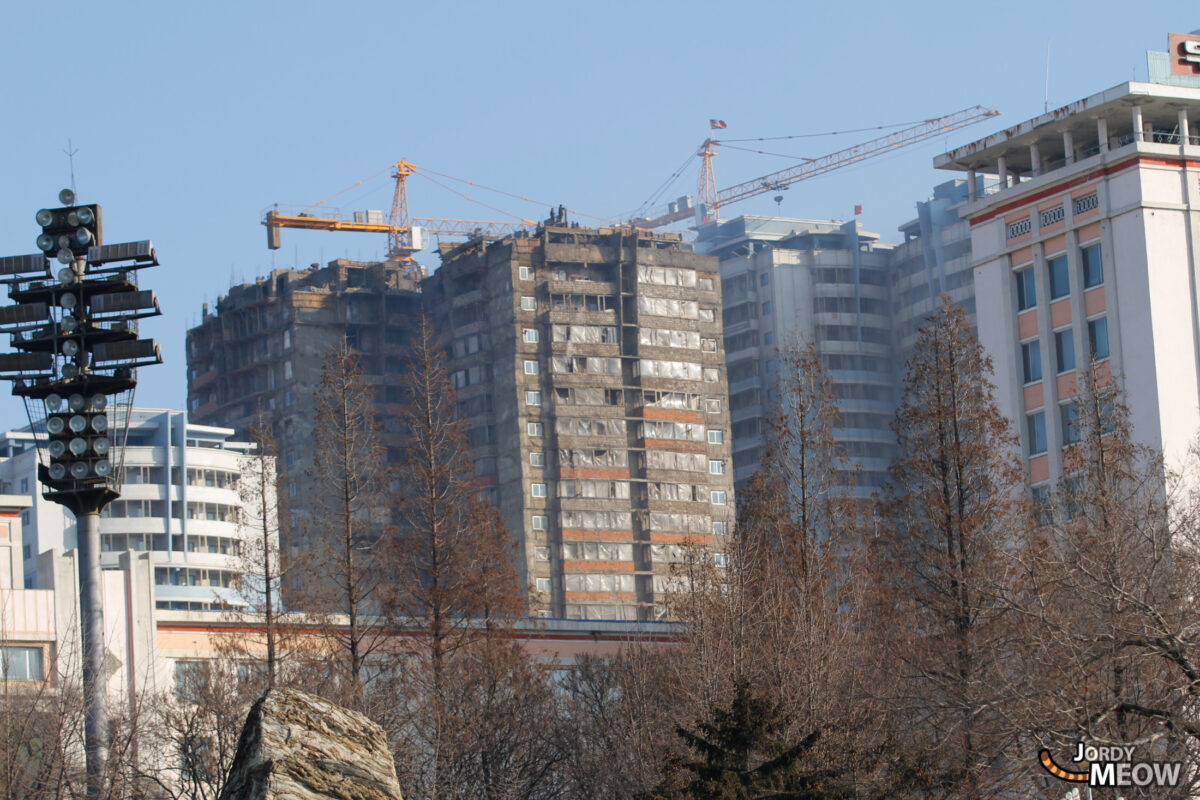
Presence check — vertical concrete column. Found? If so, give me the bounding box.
[1097,117,1109,153]
[1063,130,1075,164]
[1179,107,1191,146]
[1132,104,1144,142]
[1030,142,1042,176]
[997,155,1009,188]
[967,169,978,201]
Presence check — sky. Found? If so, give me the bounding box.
[0,2,1191,427]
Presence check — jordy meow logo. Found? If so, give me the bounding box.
[1039,741,1183,788]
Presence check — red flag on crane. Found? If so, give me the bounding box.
[709,119,727,129]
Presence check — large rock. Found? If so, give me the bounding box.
[220,688,403,800]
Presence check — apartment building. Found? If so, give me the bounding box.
[934,47,1200,491]
[696,216,896,495]
[423,222,735,620]
[0,409,272,610]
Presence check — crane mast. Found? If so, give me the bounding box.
[631,105,1001,229]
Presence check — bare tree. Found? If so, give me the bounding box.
[875,298,1027,796]
[300,345,393,706]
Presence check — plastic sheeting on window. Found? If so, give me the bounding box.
[652,575,692,593]
[648,512,711,533]
[637,359,702,380]
[559,480,630,499]
[638,328,701,349]
[564,603,638,621]
[552,324,620,344]
[640,421,704,442]
[557,418,628,437]
[561,510,632,529]
[636,266,698,287]
[645,450,706,472]
[643,391,701,410]
[558,448,629,468]
[564,574,635,592]
[637,296,700,319]
[564,542,633,561]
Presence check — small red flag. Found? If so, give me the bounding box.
[854,204,863,215]
[709,119,727,129]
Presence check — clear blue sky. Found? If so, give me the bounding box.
[0,2,1190,426]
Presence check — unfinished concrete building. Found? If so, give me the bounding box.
[424,222,736,620]
[185,260,423,556]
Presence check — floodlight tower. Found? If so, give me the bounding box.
[0,189,161,799]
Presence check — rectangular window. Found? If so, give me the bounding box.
[524,360,539,375]
[705,398,721,414]
[527,422,544,437]
[519,266,533,281]
[530,452,545,467]
[1055,329,1075,373]
[707,430,724,444]
[760,272,770,286]
[523,328,539,343]
[1027,412,1047,456]
[531,514,547,530]
[535,546,549,561]
[526,391,542,406]
[712,521,729,535]
[703,368,719,383]
[1081,243,1103,288]
[521,296,536,311]
[1016,268,1037,311]
[0,646,43,681]
[1061,402,1081,445]
[1021,341,1042,384]
[1047,254,1070,299]
[531,483,547,498]
[535,578,551,593]
[711,491,728,506]
[709,459,725,474]
[19,478,27,493]
[284,361,293,380]
[1088,317,1109,360]
[761,301,771,315]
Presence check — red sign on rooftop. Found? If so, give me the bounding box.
[1169,32,1200,75]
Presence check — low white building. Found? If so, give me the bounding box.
[0,408,271,610]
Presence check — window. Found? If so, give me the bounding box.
[283,360,293,380]
[760,272,769,286]
[530,452,545,467]
[284,391,293,407]
[526,391,542,406]
[1082,243,1103,288]
[287,482,297,497]
[714,552,729,567]
[703,368,719,383]
[523,360,539,375]
[1047,254,1069,299]
[523,328,539,343]
[1,646,43,681]
[708,430,724,445]
[527,422,544,437]
[531,483,547,498]
[709,459,725,475]
[521,296,536,311]
[761,301,771,315]
[1021,341,1042,384]
[535,578,551,593]
[286,452,296,467]
[712,521,729,535]
[1059,402,1081,445]
[1027,412,1047,456]
[705,398,721,414]
[535,546,549,561]
[1055,329,1075,373]
[19,478,27,493]
[531,514,547,530]
[519,266,533,281]
[1088,317,1109,360]
[1016,268,1037,311]
[711,491,728,505]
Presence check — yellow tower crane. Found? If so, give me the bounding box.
[263,160,536,277]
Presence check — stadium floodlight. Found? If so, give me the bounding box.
[0,189,162,800]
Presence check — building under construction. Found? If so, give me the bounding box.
[424,221,735,620]
[185,259,423,559]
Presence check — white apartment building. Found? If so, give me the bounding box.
[0,408,270,610]
[935,40,1200,492]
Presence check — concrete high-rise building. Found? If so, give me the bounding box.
[186,259,423,561]
[424,222,735,621]
[697,216,896,495]
[0,408,272,610]
[891,178,985,358]
[934,54,1200,492]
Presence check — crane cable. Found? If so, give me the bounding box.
[718,118,935,144]
[629,149,700,220]
[299,163,396,215]
[415,165,610,223]
[411,171,538,226]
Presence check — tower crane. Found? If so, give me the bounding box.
[263,160,536,277]
[630,105,1001,229]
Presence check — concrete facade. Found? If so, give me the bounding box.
[0,409,273,610]
[185,259,423,564]
[697,217,896,495]
[936,79,1200,492]
[424,222,735,621]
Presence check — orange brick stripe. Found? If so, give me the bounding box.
[559,467,631,480]
[563,560,634,572]
[636,408,705,422]
[648,532,713,545]
[564,592,636,601]
[561,529,635,541]
[643,439,706,452]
